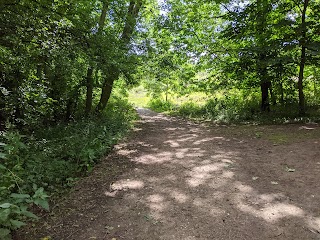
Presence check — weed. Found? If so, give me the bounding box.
[146,90,320,124]
[0,98,137,239]
[148,98,176,112]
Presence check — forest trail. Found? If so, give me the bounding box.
[19,109,320,240]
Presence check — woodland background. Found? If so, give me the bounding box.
[0,0,319,238]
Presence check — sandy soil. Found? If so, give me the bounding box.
[17,108,320,240]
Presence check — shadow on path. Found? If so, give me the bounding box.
[20,108,320,240]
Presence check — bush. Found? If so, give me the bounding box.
[148,98,175,112]
[178,102,205,118]
[0,98,137,239]
[0,129,49,240]
[149,90,320,124]
[147,92,264,123]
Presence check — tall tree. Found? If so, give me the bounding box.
[96,0,143,112]
[297,0,309,115]
[256,0,271,111]
[85,0,111,115]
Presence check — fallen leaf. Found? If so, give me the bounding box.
[285,166,295,172]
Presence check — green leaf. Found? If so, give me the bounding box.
[0,164,6,170]
[10,193,31,199]
[0,209,10,222]
[33,187,49,200]
[21,210,38,219]
[10,219,26,229]
[34,199,49,211]
[0,203,11,209]
[0,153,6,159]
[0,228,11,239]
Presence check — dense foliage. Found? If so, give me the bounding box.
[140,0,320,121]
[0,97,136,239]
[0,0,144,238]
[1,0,320,238]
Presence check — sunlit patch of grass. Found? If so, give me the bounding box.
[133,85,320,124]
[266,129,320,144]
[173,92,209,106]
[128,86,150,107]
[267,134,289,144]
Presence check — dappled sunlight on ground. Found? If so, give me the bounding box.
[100,108,320,239]
[28,108,320,240]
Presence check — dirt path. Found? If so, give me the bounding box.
[19,109,320,240]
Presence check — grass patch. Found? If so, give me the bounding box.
[145,89,320,124]
[266,129,320,144]
[128,86,150,108]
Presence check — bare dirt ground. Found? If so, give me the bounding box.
[17,108,320,240]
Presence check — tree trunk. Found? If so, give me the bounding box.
[84,0,110,115]
[298,46,306,115]
[256,0,270,112]
[260,80,270,112]
[269,83,276,106]
[98,1,110,33]
[279,82,284,105]
[276,65,284,105]
[66,86,81,121]
[85,67,94,115]
[96,0,143,113]
[297,0,309,115]
[314,76,317,97]
[258,52,270,111]
[96,70,119,113]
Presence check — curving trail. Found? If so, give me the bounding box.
[19,109,320,240]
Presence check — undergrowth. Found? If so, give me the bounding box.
[148,93,320,124]
[0,98,137,239]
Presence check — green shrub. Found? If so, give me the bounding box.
[178,102,205,118]
[159,91,320,124]
[0,130,49,240]
[148,98,175,112]
[0,98,137,239]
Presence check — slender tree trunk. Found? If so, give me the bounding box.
[257,0,270,112]
[279,82,284,105]
[85,67,94,115]
[260,80,270,112]
[98,0,109,32]
[269,83,276,106]
[298,47,306,115]
[96,70,119,112]
[96,0,143,113]
[259,54,270,111]
[298,0,309,115]
[66,87,81,121]
[276,65,284,105]
[84,0,110,115]
[314,77,317,97]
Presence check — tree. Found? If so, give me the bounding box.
[297,0,309,115]
[96,0,144,113]
[85,0,111,115]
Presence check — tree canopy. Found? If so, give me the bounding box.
[1,0,320,238]
[1,0,320,128]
